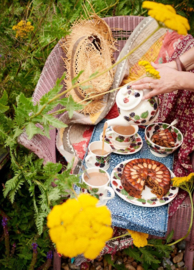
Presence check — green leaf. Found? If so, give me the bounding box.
[99,169,106,173]
[59,95,83,118]
[141,111,148,119]
[35,212,47,235]
[148,239,173,257]
[166,229,174,244]
[0,103,9,114]
[80,85,93,90]
[91,188,98,193]
[115,264,127,270]
[72,70,84,85]
[13,127,23,139]
[16,93,34,113]
[0,125,7,140]
[139,248,160,264]
[14,106,30,125]
[43,114,67,128]
[124,246,142,262]
[48,187,61,202]
[3,174,21,198]
[25,122,45,140]
[43,124,51,139]
[134,115,140,120]
[9,179,25,203]
[89,71,99,79]
[44,162,62,174]
[104,254,115,267]
[39,73,66,105]
[0,91,8,105]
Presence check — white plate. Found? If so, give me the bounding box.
[110,158,179,207]
[100,132,143,155]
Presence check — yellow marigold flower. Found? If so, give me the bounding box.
[47,205,62,228]
[127,229,149,248]
[187,172,194,181]
[94,205,112,225]
[49,225,65,243]
[78,193,98,208]
[75,237,90,254]
[171,176,188,187]
[138,61,160,79]
[47,194,113,259]
[12,20,34,38]
[172,172,194,187]
[142,1,190,35]
[84,239,105,260]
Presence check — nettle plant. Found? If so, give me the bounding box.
[0,73,90,236]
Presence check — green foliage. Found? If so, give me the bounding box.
[122,238,172,269]
[166,229,174,244]
[124,246,142,262]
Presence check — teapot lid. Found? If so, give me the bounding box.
[117,84,143,110]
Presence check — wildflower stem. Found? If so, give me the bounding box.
[109,233,130,241]
[168,189,193,246]
[71,187,78,198]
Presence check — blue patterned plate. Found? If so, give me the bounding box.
[100,132,143,155]
[111,159,179,207]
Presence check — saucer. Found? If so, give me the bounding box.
[100,132,143,155]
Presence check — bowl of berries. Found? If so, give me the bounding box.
[145,122,183,157]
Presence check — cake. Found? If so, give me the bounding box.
[121,158,171,199]
[151,129,176,147]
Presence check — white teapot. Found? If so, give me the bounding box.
[106,84,159,127]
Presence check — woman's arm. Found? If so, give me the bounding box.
[179,47,194,71]
[131,66,194,99]
[151,47,194,71]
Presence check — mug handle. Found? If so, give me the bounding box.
[101,186,115,201]
[85,153,95,165]
[105,130,116,141]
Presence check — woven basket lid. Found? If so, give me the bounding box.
[62,14,116,114]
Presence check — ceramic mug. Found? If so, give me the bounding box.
[105,125,138,149]
[85,141,112,170]
[81,167,115,206]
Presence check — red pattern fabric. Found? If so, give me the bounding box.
[157,34,194,216]
[72,127,94,160]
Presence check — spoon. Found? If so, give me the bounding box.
[166,119,178,129]
[82,164,90,179]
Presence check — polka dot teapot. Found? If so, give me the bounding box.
[106,84,159,127]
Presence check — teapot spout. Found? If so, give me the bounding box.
[106,115,133,127]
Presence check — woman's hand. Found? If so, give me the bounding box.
[131,62,182,99]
